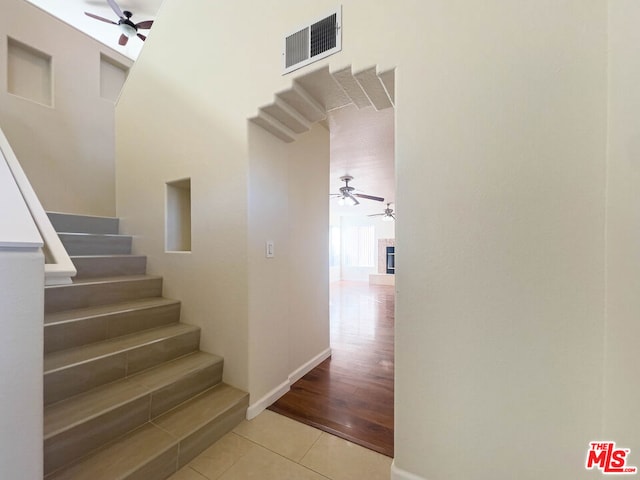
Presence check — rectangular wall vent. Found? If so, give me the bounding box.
[283,7,341,75]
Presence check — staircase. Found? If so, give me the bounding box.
[43,212,248,480]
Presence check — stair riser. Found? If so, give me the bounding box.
[176,398,248,469]
[59,234,132,256]
[44,329,200,405]
[45,303,181,354]
[127,329,201,376]
[127,446,179,480]
[45,278,163,313]
[44,396,150,475]
[48,212,119,235]
[150,362,223,418]
[72,255,147,279]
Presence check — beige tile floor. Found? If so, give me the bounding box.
[169,410,392,480]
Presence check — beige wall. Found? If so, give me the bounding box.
[285,126,331,381]
[605,0,640,451]
[248,123,330,409]
[0,0,131,216]
[117,1,612,478]
[395,2,607,478]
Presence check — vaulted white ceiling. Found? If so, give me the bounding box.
[328,105,395,217]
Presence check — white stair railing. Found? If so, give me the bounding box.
[0,127,76,285]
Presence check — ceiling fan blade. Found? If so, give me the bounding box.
[367,213,384,217]
[346,193,360,206]
[107,0,125,18]
[137,33,147,41]
[118,33,129,45]
[84,12,117,24]
[354,193,385,202]
[136,20,154,29]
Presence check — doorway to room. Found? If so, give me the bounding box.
[270,102,396,457]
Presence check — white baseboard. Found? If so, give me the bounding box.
[246,347,332,420]
[289,347,332,384]
[246,380,289,420]
[391,460,427,480]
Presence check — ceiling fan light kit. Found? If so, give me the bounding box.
[368,203,396,221]
[85,0,154,46]
[330,175,384,207]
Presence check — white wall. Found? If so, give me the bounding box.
[0,249,44,480]
[395,3,607,478]
[0,146,44,479]
[117,1,610,478]
[286,126,330,382]
[0,0,132,216]
[247,122,330,412]
[604,0,640,454]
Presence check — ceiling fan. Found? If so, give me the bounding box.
[330,175,385,206]
[85,0,154,46]
[368,203,396,221]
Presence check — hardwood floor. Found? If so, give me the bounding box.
[269,281,395,457]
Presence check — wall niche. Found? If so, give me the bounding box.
[165,178,192,252]
[100,54,129,102]
[7,37,52,106]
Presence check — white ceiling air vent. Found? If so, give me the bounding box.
[283,8,342,75]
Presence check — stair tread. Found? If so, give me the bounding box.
[44,297,180,326]
[57,232,130,238]
[46,274,161,289]
[47,211,119,220]
[46,384,248,480]
[72,274,160,285]
[45,351,222,438]
[44,323,198,374]
[70,254,146,259]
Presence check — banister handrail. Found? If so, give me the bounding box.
[0,127,76,285]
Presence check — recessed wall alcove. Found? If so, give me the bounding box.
[165,178,192,252]
[7,37,52,106]
[100,54,129,102]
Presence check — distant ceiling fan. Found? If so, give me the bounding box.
[368,203,396,221]
[330,175,385,206]
[85,0,154,46]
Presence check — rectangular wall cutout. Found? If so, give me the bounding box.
[7,37,52,106]
[100,54,129,102]
[166,178,192,252]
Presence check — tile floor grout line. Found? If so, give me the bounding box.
[189,432,256,480]
[185,466,208,479]
[300,429,325,463]
[230,429,333,480]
